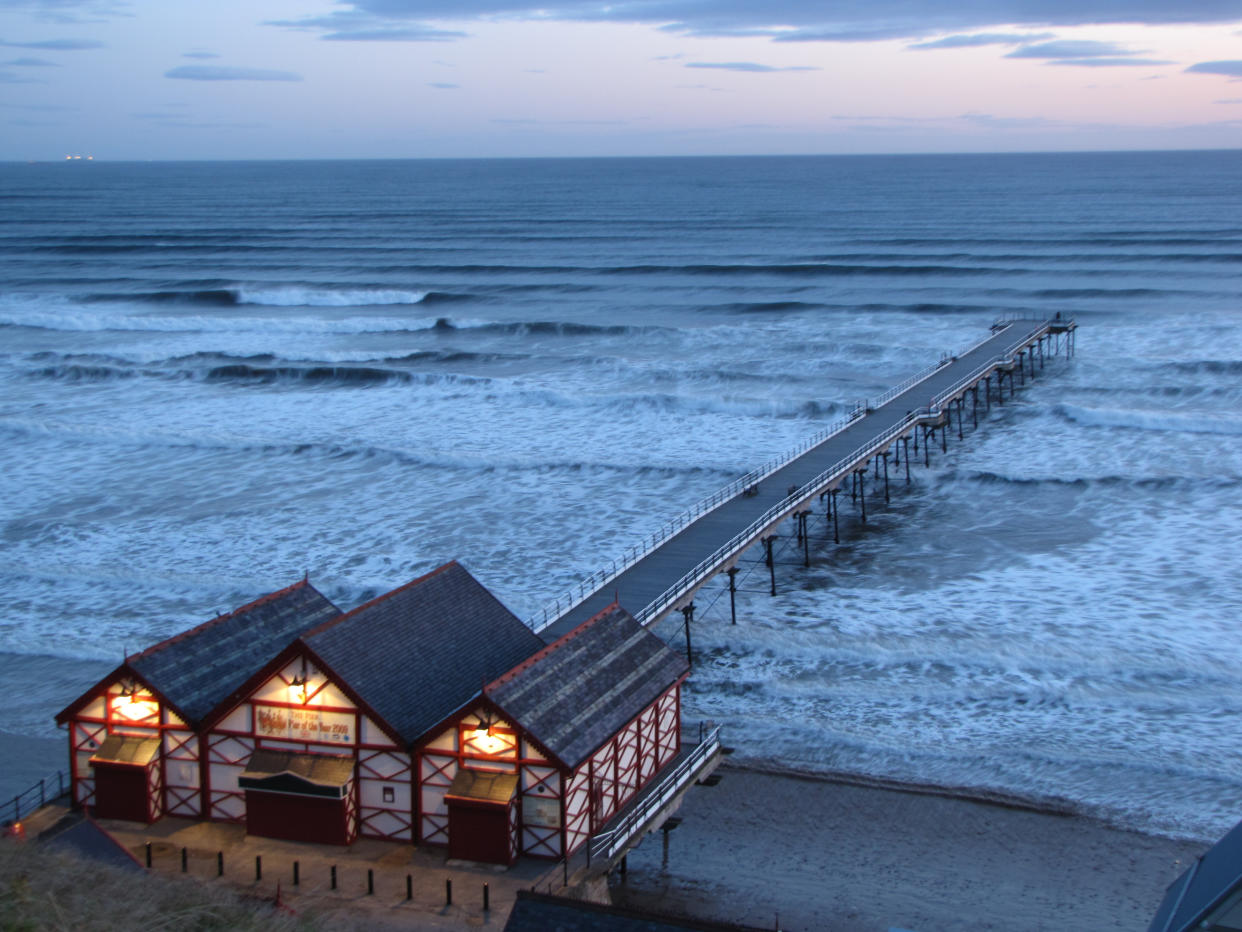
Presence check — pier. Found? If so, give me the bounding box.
[529,315,1076,642]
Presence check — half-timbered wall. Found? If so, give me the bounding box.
[563,681,682,856]
[206,654,410,841]
[67,682,178,820]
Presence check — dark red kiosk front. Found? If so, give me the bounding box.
[239,750,356,846]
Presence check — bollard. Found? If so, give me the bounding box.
[330,865,337,890]
[293,860,299,887]
[445,878,452,906]
[181,847,187,873]
[145,842,152,869]
[255,855,262,882]
[367,868,374,896]
[406,874,413,901]
[217,851,223,877]
[483,882,489,912]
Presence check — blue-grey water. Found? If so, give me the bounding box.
[2,152,1240,839]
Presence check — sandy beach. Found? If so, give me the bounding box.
[611,765,1208,932]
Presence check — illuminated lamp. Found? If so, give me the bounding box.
[288,673,309,703]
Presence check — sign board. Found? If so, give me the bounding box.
[525,795,561,829]
[255,705,353,745]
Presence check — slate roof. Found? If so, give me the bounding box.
[120,579,341,726]
[305,561,544,746]
[1149,816,1242,932]
[486,604,689,769]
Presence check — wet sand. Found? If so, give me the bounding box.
[611,766,1208,932]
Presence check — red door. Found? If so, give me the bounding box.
[448,799,514,865]
[245,791,352,846]
[92,762,153,822]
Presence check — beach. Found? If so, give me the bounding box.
[613,766,1206,932]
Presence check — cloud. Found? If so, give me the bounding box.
[165,65,302,82]
[267,12,465,41]
[1005,40,1134,59]
[182,51,219,60]
[0,37,104,49]
[301,1,1242,44]
[1186,60,1242,76]
[686,61,819,73]
[909,32,1054,50]
[1046,57,1173,66]
[3,56,59,65]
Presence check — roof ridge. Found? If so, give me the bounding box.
[302,560,460,641]
[129,577,318,663]
[487,600,622,691]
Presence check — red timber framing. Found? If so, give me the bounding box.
[416,680,684,861]
[201,646,412,842]
[58,670,196,822]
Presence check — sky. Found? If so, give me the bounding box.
[1,0,1241,159]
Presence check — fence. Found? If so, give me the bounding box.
[5,770,68,824]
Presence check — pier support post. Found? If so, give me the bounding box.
[856,469,867,524]
[763,536,776,595]
[940,425,947,454]
[881,452,890,503]
[971,386,978,428]
[903,436,911,483]
[680,603,695,667]
[985,375,992,411]
[727,567,738,625]
[831,490,840,544]
[799,512,810,567]
[923,427,931,467]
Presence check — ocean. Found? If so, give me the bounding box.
[2,151,1240,840]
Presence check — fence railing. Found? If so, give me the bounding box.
[5,770,68,825]
[530,317,1060,633]
[589,725,722,863]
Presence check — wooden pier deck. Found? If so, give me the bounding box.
[531,315,1076,641]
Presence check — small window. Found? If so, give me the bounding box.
[382,786,395,804]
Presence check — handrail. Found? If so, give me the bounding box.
[530,318,1061,633]
[633,322,1057,626]
[5,770,68,824]
[589,725,722,862]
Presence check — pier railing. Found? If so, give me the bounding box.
[632,325,1057,626]
[531,318,1058,633]
[588,725,722,863]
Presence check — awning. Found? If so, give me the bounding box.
[446,768,518,805]
[239,750,353,799]
[90,735,159,767]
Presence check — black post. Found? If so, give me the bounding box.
[882,452,890,503]
[913,422,919,455]
[971,386,978,428]
[985,375,992,411]
[621,855,628,876]
[857,470,867,524]
[727,567,738,625]
[368,869,374,896]
[483,882,490,912]
[446,878,453,906]
[681,603,695,667]
[850,469,857,502]
[256,855,262,882]
[801,513,810,567]
[903,436,911,483]
[923,427,930,467]
[181,847,187,873]
[407,874,413,901]
[764,536,776,595]
[331,865,337,890]
[217,851,223,877]
[940,425,947,454]
[293,860,299,887]
[831,490,839,544]
[956,398,964,440]
[145,842,152,869]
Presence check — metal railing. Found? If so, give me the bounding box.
[5,770,68,825]
[632,323,1058,626]
[589,725,722,863]
[529,317,1062,633]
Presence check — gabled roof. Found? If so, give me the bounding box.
[486,603,689,770]
[304,561,543,746]
[126,579,341,726]
[1150,817,1242,932]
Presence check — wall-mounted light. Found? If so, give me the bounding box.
[289,673,309,703]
